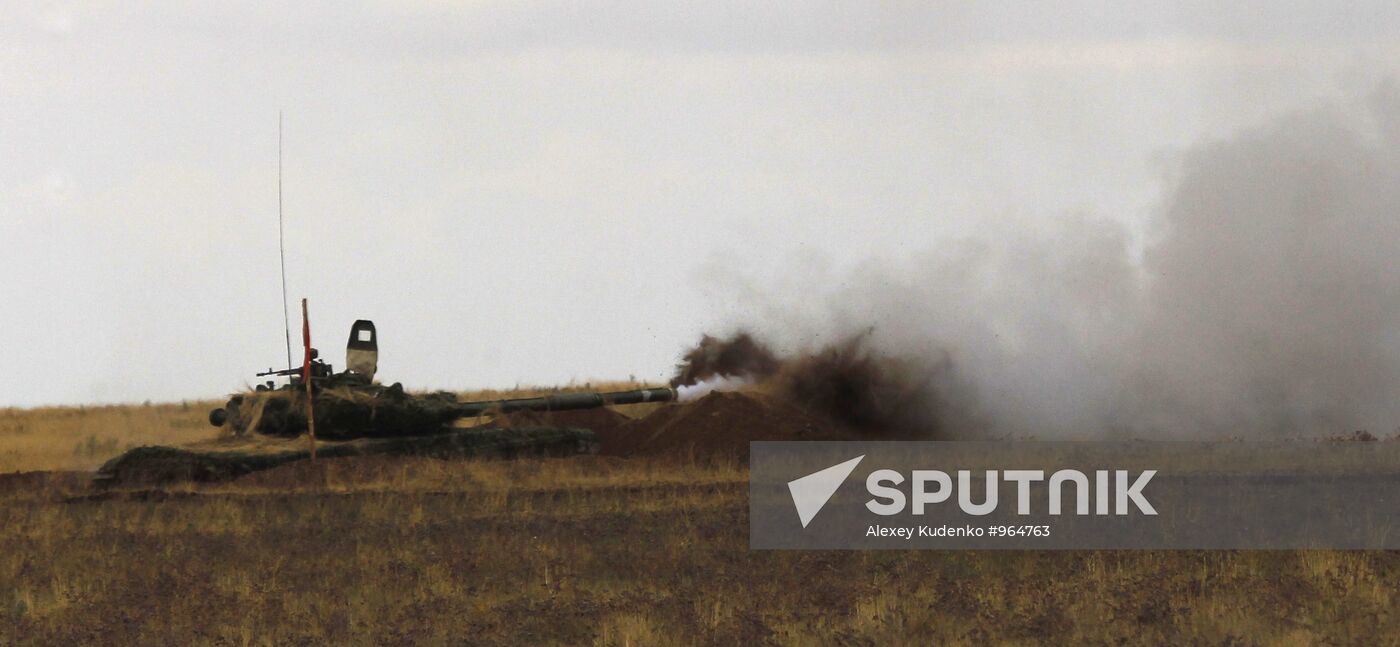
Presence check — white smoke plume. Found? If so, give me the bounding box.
[677,374,755,402]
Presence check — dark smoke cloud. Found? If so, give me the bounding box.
[670,332,780,387]
[697,87,1400,439]
[772,332,977,436]
[671,330,981,437]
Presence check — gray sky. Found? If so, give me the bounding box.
[4,2,1400,406]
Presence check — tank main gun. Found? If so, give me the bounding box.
[448,388,676,418]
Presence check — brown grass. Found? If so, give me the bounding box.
[0,401,215,473]
[1,391,1398,644]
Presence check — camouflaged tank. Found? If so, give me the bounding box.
[208,320,675,441]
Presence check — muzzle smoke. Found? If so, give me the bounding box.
[672,330,979,436]
[683,88,1400,439]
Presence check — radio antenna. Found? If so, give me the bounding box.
[278,111,293,371]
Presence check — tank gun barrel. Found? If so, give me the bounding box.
[450,387,676,418]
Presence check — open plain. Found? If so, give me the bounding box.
[3,392,1399,645]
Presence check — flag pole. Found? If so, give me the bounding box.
[301,298,317,463]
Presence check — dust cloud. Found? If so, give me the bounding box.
[685,89,1400,439]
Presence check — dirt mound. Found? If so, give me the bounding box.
[94,427,597,487]
[492,408,632,433]
[93,445,292,487]
[606,391,857,457]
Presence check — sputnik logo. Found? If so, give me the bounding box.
[787,455,865,528]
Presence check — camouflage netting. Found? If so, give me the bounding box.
[222,387,463,440]
[93,427,597,487]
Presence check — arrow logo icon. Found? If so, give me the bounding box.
[787,455,865,528]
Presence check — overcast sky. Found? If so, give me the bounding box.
[4,2,1400,407]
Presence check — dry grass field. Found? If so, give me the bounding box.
[0,401,215,473]
[3,393,1399,645]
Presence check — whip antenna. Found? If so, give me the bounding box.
[278,111,293,371]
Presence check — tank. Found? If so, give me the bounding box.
[209,320,676,441]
